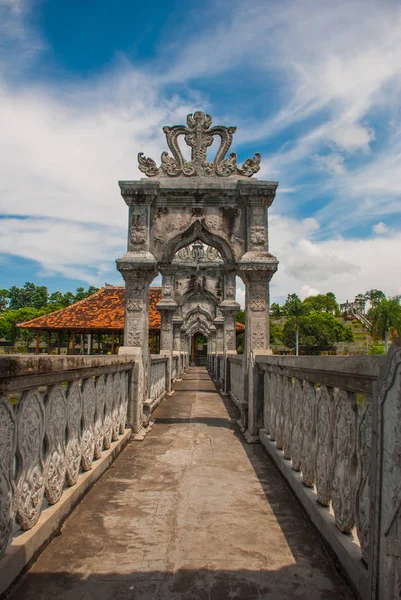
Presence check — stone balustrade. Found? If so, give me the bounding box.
[227,355,246,421]
[147,356,168,413]
[240,349,401,600]
[0,355,137,561]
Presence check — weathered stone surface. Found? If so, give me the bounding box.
[9,368,353,600]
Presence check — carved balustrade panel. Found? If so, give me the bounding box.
[94,376,106,459]
[314,385,335,506]
[274,374,285,450]
[331,389,358,533]
[0,395,16,558]
[103,374,114,449]
[81,378,96,471]
[300,381,317,487]
[355,398,372,564]
[282,376,293,460]
[44,385,68,505]
[112,372,121,442]
[65,381,82,486]
[149,359,167,403]
[290,378,304,471]
[229,358,244,404]
[119,370,129,434]
[15,389,45,530]
[266,371,277,439]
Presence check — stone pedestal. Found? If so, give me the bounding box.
[220,300,240,394]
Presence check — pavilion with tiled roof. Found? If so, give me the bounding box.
[17,286,245,354]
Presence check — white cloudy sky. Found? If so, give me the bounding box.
[0,0,400,305]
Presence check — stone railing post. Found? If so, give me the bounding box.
[213,315,224,386]
[157,267,177,394]
[220,300,240,395]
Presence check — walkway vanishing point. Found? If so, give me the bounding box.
[8,367,353,600]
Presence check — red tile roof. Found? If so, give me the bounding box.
[17,286,245,333]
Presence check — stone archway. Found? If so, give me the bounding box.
[116,111,279,438]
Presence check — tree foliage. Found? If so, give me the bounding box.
[282,312,354,353]
[369,297,401,351]
[303,292,339,314]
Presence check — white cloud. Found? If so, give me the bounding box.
[300,284,320,299]
[314,153,345,175]
[269,214,401,303]
[373,222,389,235]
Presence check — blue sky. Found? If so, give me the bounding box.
[1,0,401,306]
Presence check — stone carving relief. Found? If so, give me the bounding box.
[94,376,106,459]
[249,284,267,311]
[15,389,45,530]
[130,211,147,246]
[119,371,129,433]
[191,207,204,218]
[331,389,357,533]
[112,373,121,441]
[301,381,317,487]
[127,299,144,312]
[315,385,335,506]
[264,371,277,438]
[127,320,141,346]
[44,385,67,505]
[81,378,96,471]
[0,394,16,557]
[290,379,304,471]
[250,226,266,246]
[251,320,266,349]
[103,374,114,449]
[65,381,82,486]
[355,400,372,565]
[282,377,293,460]
[138,111,261,178]
[274,374,285,449]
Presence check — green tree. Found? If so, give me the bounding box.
[370,297,401,352]
[0,289,9,313]
[270,303,282,318]
[0,307,47,345]
[354,293,367,313]
[283,294,308,355]
[303,292,339,314]
[282,312,354,354]
[365,289,386,309]
[236,310,245,325]
[74,286,99,302]
[8,282,49,309]
[270,321,282,345]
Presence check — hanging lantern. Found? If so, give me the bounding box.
[191,240,205,261]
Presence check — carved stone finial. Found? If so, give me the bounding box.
[138,111,260,178]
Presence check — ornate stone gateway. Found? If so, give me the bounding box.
[116,112,279,437]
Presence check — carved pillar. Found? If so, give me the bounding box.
[157,267,178,393]
[172,315,184,378]
[180,325,188,371]
[116,183,158,432]
[220,301,240,394]
[208,324,217,376]
[213,315,224,385]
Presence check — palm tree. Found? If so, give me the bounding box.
[370,298,401,352]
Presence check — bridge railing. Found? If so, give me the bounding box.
[0,355,137,561]
[227,355,246,421]
[249,351,401,600]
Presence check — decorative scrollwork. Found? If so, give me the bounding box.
[0,395,16,557]
[44,385,67,505]
[290,379,304,471]
[81,378,96,471]
[103,374,114,449]
[315,385,335,506]
[138,112,261,178]
[65,381,82,486]
[94,376,106,459]
[112,373,121,441]
[119,371,129,434]
[15,389,45,530]
[301,381,317,487]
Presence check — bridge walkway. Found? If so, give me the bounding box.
[9,367,354,600]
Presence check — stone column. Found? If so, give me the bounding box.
[237,185,279,441]
[157,267,178,393]
[213,315,225,386]
[116,182,158,432]
[220,301,240,394]
[172,315,184,378]
[116,261,158,432]
[180,325,188,372]
[208,325,217,377]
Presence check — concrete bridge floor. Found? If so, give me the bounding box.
[10,367,354,600]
